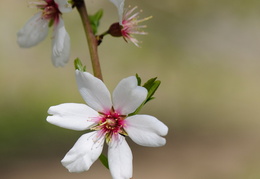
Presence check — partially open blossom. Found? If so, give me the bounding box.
[108,0,152,46]
[47,70,168,179]
[17,0,72,67]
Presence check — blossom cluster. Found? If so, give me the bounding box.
[17,0,150,67]
[18,1,168,179]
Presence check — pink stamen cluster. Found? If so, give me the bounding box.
[91,109,127,143]
[121,6,152,46]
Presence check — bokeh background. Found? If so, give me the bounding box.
[1,0,260,178]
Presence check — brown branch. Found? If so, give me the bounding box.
[74,0,103,80]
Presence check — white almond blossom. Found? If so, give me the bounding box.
[109,0,152,46]
[17,0,72,67]
[47,70,168,179]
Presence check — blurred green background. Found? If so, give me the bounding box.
[1,0,260,178]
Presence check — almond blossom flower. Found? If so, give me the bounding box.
[17,0,72,67]
[47,70,168,179]
[108,0,152,46]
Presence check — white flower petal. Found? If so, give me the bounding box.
[17,12,49,48]
[108,136,132,179]
[109,0,125,24]
[52,18,70,67]
[61,132,104,173]
[76,70,112,113]
[47,103,98,131]
[125,115,168,147]
[55,0,72,13]
[112,76,147,115]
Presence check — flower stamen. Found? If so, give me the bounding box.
[121,6,152,46]
[90,109,127,143]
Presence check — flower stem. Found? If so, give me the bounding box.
[74,0,103,80]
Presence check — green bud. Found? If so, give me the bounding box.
[74,58,86,72]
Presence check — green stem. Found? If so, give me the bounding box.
[74,0,103,80]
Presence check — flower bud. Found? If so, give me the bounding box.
[107,22,122,37]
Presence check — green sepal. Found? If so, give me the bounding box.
[135,74,142,86]
[99,153,109,169]
[89,9,103,35]
[48,19,54,27]
[74,58,86,72]
[129,75,161,116]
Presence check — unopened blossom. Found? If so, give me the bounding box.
[17,0,72,67]
[47,70,168,179]
[108,0,152,46]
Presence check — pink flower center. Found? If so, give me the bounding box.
[33,0,60,22]
[91,110,127,143]
[43,0,60,21]
[42,5,59,20]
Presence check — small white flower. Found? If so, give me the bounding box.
[17,0,72,67]
[47,70,168,179]
[109,0,151,46]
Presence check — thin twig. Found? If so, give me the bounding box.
[74,0,103,80]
